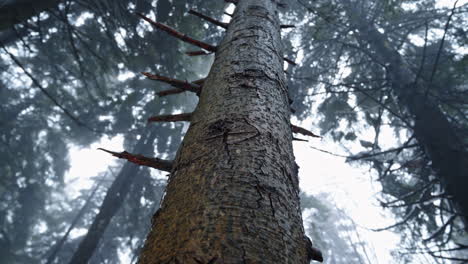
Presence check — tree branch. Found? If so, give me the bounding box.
[186,50,212,56]
[188,9,228,29]
[137,13,217,52]
[148,113,192,123]
[98,148,173,172]
[142,72,201,94]
[291,125,321,138]
[283,57,297,66]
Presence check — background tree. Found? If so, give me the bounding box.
[286,0,468,262]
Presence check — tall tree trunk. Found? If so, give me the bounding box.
[138,0,313,263]
[344,1,468,227]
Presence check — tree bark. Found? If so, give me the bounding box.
[138,0,311,263]
[344,1,468,227]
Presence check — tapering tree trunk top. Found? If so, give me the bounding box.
[138,0,313,263]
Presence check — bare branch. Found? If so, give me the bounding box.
[98,148,173,172]
[136,13,217,52]
[188,9,228,29]
[186,50,212,56]
[148,113,192,123]
[283,57,297,66]
[291,125,321,138]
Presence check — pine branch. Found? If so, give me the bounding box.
[98,148,173,172]
[142,72,201,94]
[148,113,192,123]
[291,125,320,138]
[0,42,99,133]
[188,9,228,29]
[137,13,217,52]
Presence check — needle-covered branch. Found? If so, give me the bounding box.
[142,72,201,94]
[188,9,228,29]
[291,125,320,138]
[137,13,217,52]
[98,148,173,172]
[148,113,192,123]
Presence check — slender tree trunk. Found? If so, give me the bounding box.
[138,0,312,263]
[344,1,468,227]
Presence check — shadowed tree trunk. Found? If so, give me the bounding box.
[344,0,468,228]
[138,0,317,263]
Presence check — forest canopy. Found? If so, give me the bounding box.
[0,0,467,263]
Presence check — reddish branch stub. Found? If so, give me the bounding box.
[147,113,192,123]
[142,72,201,95]
[291,124,321,138]
[136,12,217,52]
[97,148,173,172]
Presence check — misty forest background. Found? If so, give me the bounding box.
[0,0,467,263]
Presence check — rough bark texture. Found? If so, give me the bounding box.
[345,1,468,227]
[138,0,309,263]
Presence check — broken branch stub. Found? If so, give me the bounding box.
[137,13,217,52]
[147,113,192,123]
[98,148,173,172]
[291,125,321,138]
[142,72,201,94]
[188,9,228,29]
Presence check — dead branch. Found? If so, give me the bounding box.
[137,13,217,52]
[148,113,192,123]
[280,25,296,29]
[188,9,228,29]
[142,72,201,94]
[291,125,320,138]
[156,88,186,97]
[98,148,173,172]
[283,57,297,66]
[192,78,206,86]
[293,137,308,142]
[186,50,212,56]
